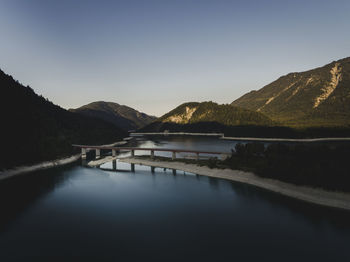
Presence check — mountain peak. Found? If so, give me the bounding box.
[141,101,274,133]
[71,101,156,131]
[232,56,350,127]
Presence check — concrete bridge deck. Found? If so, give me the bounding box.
[72,144,231,161]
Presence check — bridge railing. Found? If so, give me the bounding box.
[72,145,231,161]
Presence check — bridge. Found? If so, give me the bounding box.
[130,132,224,137]
[72,144,231,161]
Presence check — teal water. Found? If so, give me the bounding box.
[0,137,349,261]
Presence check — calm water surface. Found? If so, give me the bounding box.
[0,137,349,261]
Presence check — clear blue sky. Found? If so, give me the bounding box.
[0,0,349,116]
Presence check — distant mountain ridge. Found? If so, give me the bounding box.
[70,101,156,131]
[159,102,273,125]
[232,57,350,127]
[0,69,126,169]
[141,101,275,134]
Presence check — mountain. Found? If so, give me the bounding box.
[158,102,273,125]
[0,69,127,169]
[141,101,279,135]
[232,57,350,127]
[70,101,156,131]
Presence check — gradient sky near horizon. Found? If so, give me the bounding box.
[1,0,350,116]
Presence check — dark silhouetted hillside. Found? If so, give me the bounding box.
[0,69,126,169]
[70,101,156,131]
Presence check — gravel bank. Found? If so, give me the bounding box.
[120,157,350,211]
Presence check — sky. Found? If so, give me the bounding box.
[0,0,349,116]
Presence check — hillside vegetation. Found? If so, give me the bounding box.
[159,102,274,126]
[0,70,126,169]
[232,57,350,128]
[70,101,156,131]
[140,102,296,137]
[224,142,350,192]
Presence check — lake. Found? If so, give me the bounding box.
[0,137,349,261]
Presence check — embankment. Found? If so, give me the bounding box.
[119,157,350,211]
[0,154,80,181]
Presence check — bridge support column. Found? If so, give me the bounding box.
[96,149,100,159]
[112,149,116,157]
[81,148,87,159]
[131,163,135,172]
[196,153,199,161]
[112,160,116,170]
[131,149,135,157]
[151,166,155,173]
[172,151,176,160]
[151,150,154,159]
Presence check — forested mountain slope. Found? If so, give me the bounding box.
[232,57,350,127]
[71,101,156,131]
[0,69,126,169]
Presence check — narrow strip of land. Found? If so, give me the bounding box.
[88,156,117,167]
[119,157,350,211]
[130,132,350,142]
[0,140,126,181]
[221,136,350,142]
[0,154,80,181]
[130,132,224,137]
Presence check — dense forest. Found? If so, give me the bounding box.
[140,101,299,137]
[159,102,274,126]
[141,101,350,138]
[0,69,127,170]
[223,142,350,192]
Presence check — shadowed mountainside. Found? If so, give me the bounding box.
[70,101,156,131]
[0,69,126,169]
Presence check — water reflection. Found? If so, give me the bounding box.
[112,159,116,170]
[1,137,350,261]
[97,159,350,229]
[208,177,219,190]
[229,181,350,230]
[0,165,73,233]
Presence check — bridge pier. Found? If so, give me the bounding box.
[131,163,135,172]
[81,148,87,159]
[172,151,176,160]
[96,149,101,159]
[151,150,154,159]
[196,153,199,161]
[131,149,135,157]
[151,166,155,173]
[112,149,116,157]
[112,160,116,170]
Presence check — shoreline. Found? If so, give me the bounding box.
[119,157,350,211]
[221,136,350,142]
[0,154,81,181]
[130,132,350,142]
[0,139,127,181]
[130,132,224,137]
